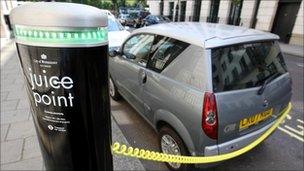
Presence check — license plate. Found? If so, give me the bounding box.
[239,108,273,130]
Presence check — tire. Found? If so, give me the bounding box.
[159,126,194,171]
[109,77,121,101]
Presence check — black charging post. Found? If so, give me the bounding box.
[10,2,113,170]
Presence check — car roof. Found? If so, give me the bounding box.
[99,9,114,17]
[132,22,279,49]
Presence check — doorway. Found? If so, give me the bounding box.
[271,0,301,43]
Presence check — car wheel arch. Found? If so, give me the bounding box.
[154,109,196,156]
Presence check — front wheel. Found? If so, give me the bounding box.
[109,77,121,101]
[159,126,193,171]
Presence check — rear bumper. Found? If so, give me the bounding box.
[204,103,291,157]
[204,120,274,156]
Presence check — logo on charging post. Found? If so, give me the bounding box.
[29,67,75,107]
[41,54,47,60]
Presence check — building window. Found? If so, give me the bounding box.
[180,1,187,22]
[175,2,179,21]
[160,0,164,16]
[208,0,220,23]
[228,0,243,25]
[251,0,261,28]
[193,0,202,22]
[169,2,174,20]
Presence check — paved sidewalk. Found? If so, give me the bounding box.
[280,43,304,58]
[0,41,144,170]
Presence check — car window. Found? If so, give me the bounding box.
[147,36,189,72]
[108,18,124,32]
[123,34,154,67]
[211,41,287,92]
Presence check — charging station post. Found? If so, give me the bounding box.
[10,2,113,170]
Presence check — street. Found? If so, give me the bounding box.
[112,53,304,170]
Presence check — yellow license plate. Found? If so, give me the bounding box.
[239,108,273,130]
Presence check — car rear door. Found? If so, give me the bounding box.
[113,33,155,115]
[210,41,292,143]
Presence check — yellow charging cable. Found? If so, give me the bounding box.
[112,103,291,164]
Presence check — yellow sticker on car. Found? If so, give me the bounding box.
[239,108,273,130]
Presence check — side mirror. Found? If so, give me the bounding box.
[109,49,120,57]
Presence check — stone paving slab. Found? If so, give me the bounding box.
[1,110,30,124]
[23,136,42,160]
[1,157,44,171]
[1,139,23,164]
[1,124,9,142]
[6,120,36,141]
[280,43,304,58]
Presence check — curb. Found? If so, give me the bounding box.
[279,43,304,58]
[282,51,304,58]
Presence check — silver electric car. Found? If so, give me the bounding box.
[108,22,292,170]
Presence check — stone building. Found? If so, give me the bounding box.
[147,0,303,46]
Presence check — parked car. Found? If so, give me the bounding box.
[124,11,150,28]
[107,14,130,49]
[108,23,291,170]
[143,15,170,26]
[118,13,129,26]
[124,12,138,27]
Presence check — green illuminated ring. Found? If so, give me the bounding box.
[13,25,108,47]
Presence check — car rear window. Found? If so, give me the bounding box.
[211,41,287,92]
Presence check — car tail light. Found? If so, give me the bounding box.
[202,92,218,139]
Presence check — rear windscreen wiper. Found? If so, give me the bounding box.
[257,73,280,95]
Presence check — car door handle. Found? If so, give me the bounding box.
[141,71,147,84]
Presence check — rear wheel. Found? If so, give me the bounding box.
[109,77,121,101]
[159,126,193,171]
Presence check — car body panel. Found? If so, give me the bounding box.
[205,118,275,156]
[108,30,130,48]
[215,73,292,143]
[110,56,145,114]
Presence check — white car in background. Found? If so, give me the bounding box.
[107,15,130,50]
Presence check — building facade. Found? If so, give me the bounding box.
[147,0,304,46]
[1,0,19,39]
